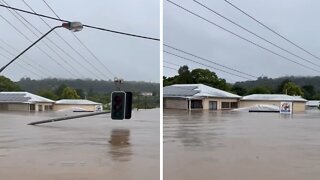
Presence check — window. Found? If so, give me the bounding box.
[30,104,35,111]
[222,102,238,109]
[191,100,203,109]
[221,102,230,109]
[231,102,238,108]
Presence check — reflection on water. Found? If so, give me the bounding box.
[0,109,159,180]
[108,129,132,161]
[164,109,320,180]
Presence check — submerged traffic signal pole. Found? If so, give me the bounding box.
[0,22,83,73]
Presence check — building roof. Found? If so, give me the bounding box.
[55,99,101,105]
[306,100,320,107]
[0,92,54,103]
[241,94,307,102]
[164,84,240,99]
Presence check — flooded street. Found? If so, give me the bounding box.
[0,109,159,180]
[164,109,320,180]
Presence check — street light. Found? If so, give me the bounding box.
[0,21,83,73]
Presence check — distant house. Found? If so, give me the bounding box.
[240,94,307,113]
[306,100,320,110]
[54,99,103,112]
[163,84,240,110]
[141,92,153,96]
[0,92,54,112]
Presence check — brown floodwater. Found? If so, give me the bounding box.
[164,109,320,180]
[0,109,159,180]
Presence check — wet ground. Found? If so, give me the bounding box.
[0,109,159,180]
[164,109,320,180]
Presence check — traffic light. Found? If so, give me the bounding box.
[111,91,132,120]
[111,91,126,120]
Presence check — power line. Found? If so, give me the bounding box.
[0,3,160,41]
[223,0,320,61]
[38,0,116,78]
[20,0,106,80]
[164,44,258,79]
[164,60,181,67]
[0,48,44,78]
[0,14,79,78]
[164,50,253,80]
[166,0,320,74]
[193,0,320,68]
[163,65,178,71]
[0,3,82,77]
[0,38,57,77]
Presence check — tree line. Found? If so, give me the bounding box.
[0,76,160,109]
[163,65,320,100]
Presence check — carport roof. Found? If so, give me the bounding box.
[55,99,101,105]
[0,92,54,103]
[164,84,240,98]
[241,94,307,102]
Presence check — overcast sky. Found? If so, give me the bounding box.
[164,0,320,83]
[0,0,159,82]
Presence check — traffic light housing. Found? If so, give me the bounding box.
[111,91,132,120]
[111,91,126,120]
[125,92,132,119]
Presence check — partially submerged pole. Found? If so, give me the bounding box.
[28,111,110,125]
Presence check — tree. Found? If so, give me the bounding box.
[231,84,247,96]
[177,65,193,84]
[55,84,67,97]
[248,86,271,94]
[61,87,80,99]
[0,76,21,91]
[276,79,291,93]
[282,82,304,96]
[37,89,58,100]
[302,85,315,100]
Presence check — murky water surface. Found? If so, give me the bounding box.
[0,109,159,180]
[164,109,320,180]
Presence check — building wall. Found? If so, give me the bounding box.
[35,103,54,111]
[164,98,188,110]
[7,104,29,111]
[239,100,306,113]
[53,104,101,112]
[293,102,306,112]
[164,97,239,110]
[202,98,239,110]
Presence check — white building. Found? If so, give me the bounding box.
[164,84,240,110]
[0,92,54,112]
[54,99,103,112]
[240,94,307,113]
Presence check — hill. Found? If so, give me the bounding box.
[17,78,159,95]
[236,76,320,92]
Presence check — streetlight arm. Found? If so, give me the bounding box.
[0,25,62,73]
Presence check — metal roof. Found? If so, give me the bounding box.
[241,94,307,102]
[55,99,101,105]
[0,92,54,103]
[164,84,240,98]
[306,100,320,107]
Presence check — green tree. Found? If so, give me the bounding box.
[0,76,21,91]
[37,89,58,100]
[248,86,271,94]
[76,89,85,99]
[190,68,230,91]
[55,84,67,97]
[231,84,247,96]
[276,79,291,93]
[177,65,193,84]
[61,87,80,99]
[282,82,303,96]
[302,85,315,100]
